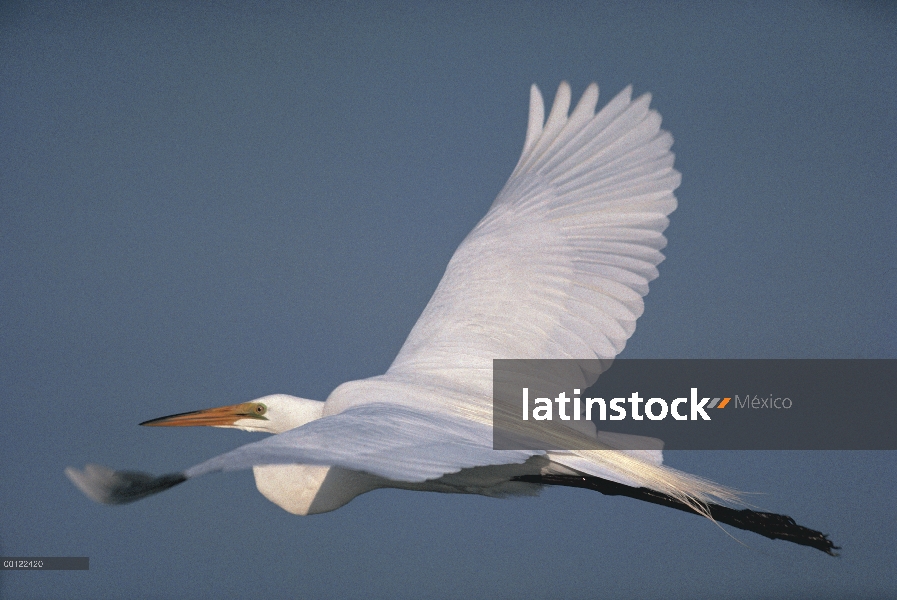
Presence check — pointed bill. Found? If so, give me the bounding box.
[140,402,266,427]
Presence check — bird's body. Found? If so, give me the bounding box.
[67,82,837,554]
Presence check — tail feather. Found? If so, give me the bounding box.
[551,449,742,519]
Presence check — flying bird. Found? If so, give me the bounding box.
[66,82,836,555]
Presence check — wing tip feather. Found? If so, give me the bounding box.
[522,84,545,156]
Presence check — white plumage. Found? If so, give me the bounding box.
[67,82,738,518]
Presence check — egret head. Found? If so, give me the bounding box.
[140,394,324,434]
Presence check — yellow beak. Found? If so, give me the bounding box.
[140,402,265,427]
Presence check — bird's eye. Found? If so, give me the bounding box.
[255,403,267,415]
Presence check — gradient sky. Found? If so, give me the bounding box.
[2,2,895,599]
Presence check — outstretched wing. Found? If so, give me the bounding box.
[375,82,678,412]
[65,403,541,505]
[315,83,699,503]
[67,398,726,510]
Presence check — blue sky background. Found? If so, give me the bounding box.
[2,2,895,598]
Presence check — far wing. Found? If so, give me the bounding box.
[65,404,541,505]
[187,404,539,482]
[382,82,678,411]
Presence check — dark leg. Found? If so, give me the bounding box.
[511,474,838,556]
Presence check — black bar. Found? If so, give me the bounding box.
[1,557,89,570]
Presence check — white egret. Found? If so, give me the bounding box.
[66,82,836,554]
